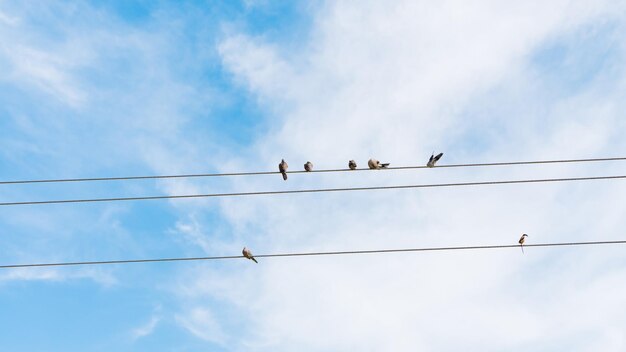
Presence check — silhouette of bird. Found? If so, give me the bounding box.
[242,247,258,263]
[518,234,528,254]
[349,160,357,170]
[279,159,288,180]
[427,152,444,168]
[304,161,313,172]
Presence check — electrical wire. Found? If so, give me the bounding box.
[1,156,625,185]
[1,240,624,269]
[1,174,625,207]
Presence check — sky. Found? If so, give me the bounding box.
[1,0,626,351]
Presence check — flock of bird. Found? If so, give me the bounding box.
[243,152,529,263]
[278,152,445,180]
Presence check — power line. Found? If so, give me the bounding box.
[2,240,624,269]
[1,174,625,207]
[1,156,625,185]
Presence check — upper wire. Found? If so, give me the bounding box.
[1,156,625,185]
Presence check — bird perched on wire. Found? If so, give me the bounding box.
[518,234,528,253]
[242,247,258,263]
[368,158,390,169]
[304,161,313,172]
[348,160,357,170]
[279,159,288,180]
[427,152,444,168]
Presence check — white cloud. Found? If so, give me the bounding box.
[0,3,221,287]
[0,268,62,282]
[0,266,118,287]
[218,33,296,108]
[131,315,161,340]
[172,0,626,350]
[0,9,19,26]
[171,215,214,253]
[1,1,625,349]
[176,307,228,346]
[1,45,87,107]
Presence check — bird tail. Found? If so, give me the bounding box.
[380,163,390,168]
[252,257,258,263]
[520,245,524,254]
[282,172,288,180]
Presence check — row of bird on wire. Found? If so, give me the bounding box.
[245,152,529,263]
[277,152,445,180]
[250,152,445,263]
[242,234,530,264]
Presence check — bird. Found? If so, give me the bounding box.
[348,160,357,170]
[279,159,288,180]
[518,234,528,254]
[242,247,258,263]
[304,161,313,172]
[427,152,444,168]
[368,158,390,169]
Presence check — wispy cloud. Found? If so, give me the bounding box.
[169,1,626,350]
[0,2,222,287]
[176,307,228,346]
[1,1,625,350]
[0,266,118,287]
[171,215,214,253]
[131,315,160,340]
[2,45,86,107]
[0,9,19,26]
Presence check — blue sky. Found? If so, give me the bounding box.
[1,1,626,351]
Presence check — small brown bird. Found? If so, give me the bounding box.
[304,161,313,172]
[348,160,357,170]
[279,159,288,180]
[427,152,444,168]
[368,158,390,169]
[518,234,528,253]
[242,247,258,263]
